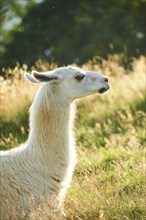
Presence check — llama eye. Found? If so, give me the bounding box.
[75,74,85,81]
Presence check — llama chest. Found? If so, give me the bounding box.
[1,153,74,200]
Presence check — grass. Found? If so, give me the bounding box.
[0,55,145,219]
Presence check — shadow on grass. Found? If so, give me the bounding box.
[76,96,146,148]
[0,106,29,150]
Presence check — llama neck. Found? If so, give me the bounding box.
[27,85,75,159]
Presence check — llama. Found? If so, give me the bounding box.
[0,66,110,219]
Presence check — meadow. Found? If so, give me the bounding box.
[0,55,145,220]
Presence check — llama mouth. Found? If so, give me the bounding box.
[98,88,107,94]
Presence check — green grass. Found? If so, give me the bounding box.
[0,55,145,219]
[65,95,145,220]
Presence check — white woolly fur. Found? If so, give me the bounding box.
[0,66,110,219]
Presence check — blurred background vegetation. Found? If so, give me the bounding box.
[0,0,146,72]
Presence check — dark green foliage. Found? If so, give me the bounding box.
[1,0,146,70]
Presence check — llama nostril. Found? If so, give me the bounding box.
[104,77,108,82]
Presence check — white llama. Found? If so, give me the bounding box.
[0,66,110,219]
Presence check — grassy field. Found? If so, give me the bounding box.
[0,55,145,219]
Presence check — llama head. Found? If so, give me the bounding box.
[24,66,111,100]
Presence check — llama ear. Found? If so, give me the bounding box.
[24,72,40,84]
[32,71,62,83]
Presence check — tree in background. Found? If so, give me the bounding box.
[0,0,145,69]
